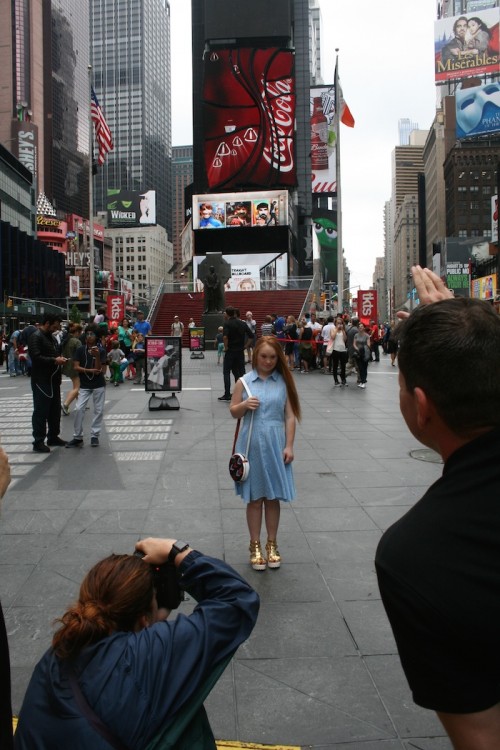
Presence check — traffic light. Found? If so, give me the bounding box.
[320,292,326,308]
[6,298,13,308]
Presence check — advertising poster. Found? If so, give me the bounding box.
[68,276,80,298]
[456,81,500,138]
[107,189,156,227]
[310,86,336,194]
[145,337,182,393]
[434,8,500,83]
[471,274,497,299]
[446,262,471,297]
[225,265,261,291]
[203,48,296,189]
[189,327,205,352]
[492,194,498,243]
[120,278,133,305]
[312,208,338,283]
[357,290,377,324]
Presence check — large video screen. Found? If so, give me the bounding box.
[192,190,288,230]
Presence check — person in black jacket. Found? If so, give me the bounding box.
[0,446,13,750]
[27,314,67,453]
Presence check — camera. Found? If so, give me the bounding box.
[134,550,184,610]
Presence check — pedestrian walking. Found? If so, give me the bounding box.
[353,322,371,388]
[330,319,348,386]
[218,307,247,401]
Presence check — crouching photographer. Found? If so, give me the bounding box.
[14,538,260,750]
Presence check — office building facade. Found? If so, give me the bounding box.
[91,0,172,236]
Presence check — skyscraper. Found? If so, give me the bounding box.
[0,0,51,200]
[51,0,91,216]
[171,145,193,279]
[90,0,172,236]
[398,118,419,146]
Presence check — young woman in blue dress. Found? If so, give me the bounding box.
[230,337,301,570]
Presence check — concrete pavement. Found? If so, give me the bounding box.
[0,351,451,749]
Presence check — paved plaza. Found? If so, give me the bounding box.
[0,351,452,749]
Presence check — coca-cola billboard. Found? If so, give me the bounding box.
[203,48,296,189]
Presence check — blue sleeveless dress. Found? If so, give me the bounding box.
[234,369,296,503]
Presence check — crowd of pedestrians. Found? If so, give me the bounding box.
[214,306,396,395]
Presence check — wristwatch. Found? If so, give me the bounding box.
[167,540,190,564]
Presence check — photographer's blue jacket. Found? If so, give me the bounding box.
[14,552,259,750]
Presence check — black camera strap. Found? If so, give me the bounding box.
[65,663,131,750]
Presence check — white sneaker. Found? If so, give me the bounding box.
[357,383,365,389]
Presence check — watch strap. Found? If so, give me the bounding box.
[167,540,190,564]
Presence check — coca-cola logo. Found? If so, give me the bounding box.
[261,78,295,173]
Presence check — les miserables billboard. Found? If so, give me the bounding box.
[434,8,500,83]
[203,48,296,190]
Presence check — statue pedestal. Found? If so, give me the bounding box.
[202,313,224,346]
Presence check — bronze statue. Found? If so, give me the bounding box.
[204,265,223,313]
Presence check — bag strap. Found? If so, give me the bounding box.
[64,663,131,750]
[231,377,254,455]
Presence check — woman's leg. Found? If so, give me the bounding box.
[331,351,340,383]
[263,499,280,540]
[246,498,264,540]
[359,359,368,384]
[340,352,347,384]
[246,499,266,570]
[64,376,80,410]
[264,499,281,568]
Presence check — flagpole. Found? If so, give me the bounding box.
[88,64,96,317]
[335,51,343,314]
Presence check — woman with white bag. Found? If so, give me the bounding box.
[230,337,301,571]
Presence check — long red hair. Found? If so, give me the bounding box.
[252,336,301,420]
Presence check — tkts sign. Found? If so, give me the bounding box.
[357,290,377,324]
[107,295,125,322]
[203,48,296,190]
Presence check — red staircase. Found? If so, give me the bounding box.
[151,290,308,345]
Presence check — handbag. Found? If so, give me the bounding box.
[229,378,254,483]
[326,338,335,355]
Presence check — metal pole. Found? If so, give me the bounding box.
[334,52,343,314]
[88,65,96,317]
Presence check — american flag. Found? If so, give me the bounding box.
[91,87,114,166]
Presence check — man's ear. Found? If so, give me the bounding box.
[414,386,432,429]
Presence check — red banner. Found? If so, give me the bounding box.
[203,48,296,190]
[107,295,125,322]
[357,290,377,324]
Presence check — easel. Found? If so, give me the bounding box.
[148,393,180,411]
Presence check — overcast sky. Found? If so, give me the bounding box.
[170,0,438,289]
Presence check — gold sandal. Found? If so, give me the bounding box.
[249,540,267,571]
[265,540,281,569]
